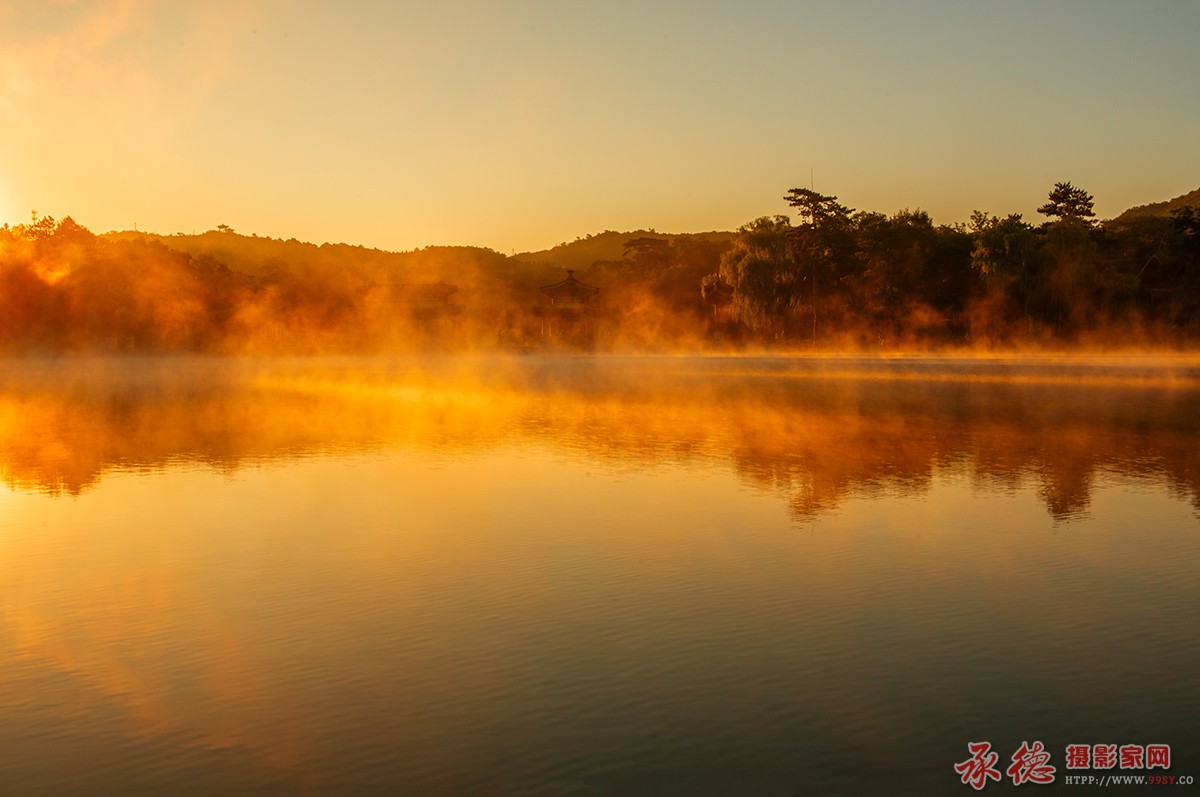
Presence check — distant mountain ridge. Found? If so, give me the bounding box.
[516,230,735,274]
[1112,186,1200,222]
[102,229,507,281]
[102,228,737,281]
[94,181,1200,281]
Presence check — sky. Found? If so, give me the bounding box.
[1,0,1198,254]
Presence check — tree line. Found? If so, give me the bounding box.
[0,215,733,352]
[714,182,1200,346]
[0,216,535,352]
[1,181,1198,352]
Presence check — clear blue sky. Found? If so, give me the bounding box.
[1,0,1197,252]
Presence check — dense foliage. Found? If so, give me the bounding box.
[716,183,1200,347]
[2,181,1198,352]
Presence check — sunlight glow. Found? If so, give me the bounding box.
[0,185,13,228]
[0,3,1196,251]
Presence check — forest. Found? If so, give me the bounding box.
[1,182,1197,352]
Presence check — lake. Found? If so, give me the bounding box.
[1,354,1198,795]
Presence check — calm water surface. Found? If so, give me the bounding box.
[1,355,1198,795]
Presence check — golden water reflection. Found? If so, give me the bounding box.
[2,355,1199,520]
[2,355,1199,793]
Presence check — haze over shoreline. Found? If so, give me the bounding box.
[2,177,1200,354]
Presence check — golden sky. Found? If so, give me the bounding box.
[1,0,1197,253]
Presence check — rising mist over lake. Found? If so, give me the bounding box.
[4,1,1199,790]
[2,354,1198,793]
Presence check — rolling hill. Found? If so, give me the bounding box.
[1112,186,1200,222]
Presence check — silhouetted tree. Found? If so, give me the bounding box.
[719,216,797,335]
[622,237,673,272]
[14,211,58,242]
[1166,207,1200,326]
[848,208,948,340]
[1038,182,1095,222]
[970,212,1036,280]
[1171,206,1200,255]
[784,188,852,226]
[784,188,855,343]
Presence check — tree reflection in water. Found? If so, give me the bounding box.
[1,355,1198,522]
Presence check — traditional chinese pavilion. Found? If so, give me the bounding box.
[701,275,739,342]
[537,269,600,344]
[702,276,734,317]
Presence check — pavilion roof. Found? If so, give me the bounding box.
[540,270,599,301]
